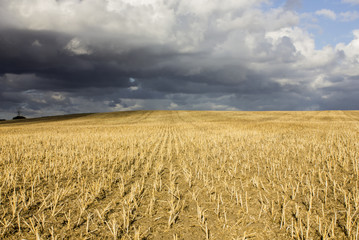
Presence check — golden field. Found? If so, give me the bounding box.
[0,110,358,239]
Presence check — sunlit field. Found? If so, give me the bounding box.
[0,110,358,239]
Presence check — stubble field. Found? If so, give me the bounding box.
[0,110,358,239]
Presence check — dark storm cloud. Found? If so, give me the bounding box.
[0,0,358,119]
[0,29,171,91]
[0,27,281,96]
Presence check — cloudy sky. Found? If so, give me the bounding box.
[1,0,359,119]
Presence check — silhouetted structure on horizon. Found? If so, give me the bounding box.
[13,108,26,120]
[13,116,26,120]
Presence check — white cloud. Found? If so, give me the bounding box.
[51,92,66,102]
[335,30,359,75]
[315,9,337,20]
[168,102,179,110]
[266,27,314,56]
[64,38,92,55]
[31,40,42,47]
[339,11,359,21]
[311,74,333,89]
[176,0,265,16]
[128,86,139,91]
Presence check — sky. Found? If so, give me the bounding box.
[0,0,358,119]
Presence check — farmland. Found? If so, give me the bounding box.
[0,110,358,239]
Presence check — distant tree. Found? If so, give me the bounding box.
[13,116,26,120]
[13,107,26,120]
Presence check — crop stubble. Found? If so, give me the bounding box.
[0,110,358,239]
